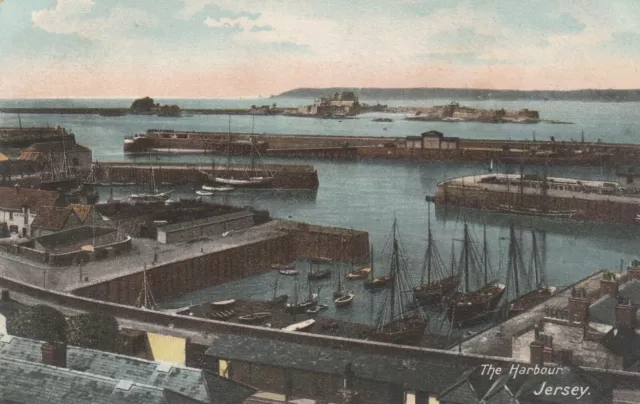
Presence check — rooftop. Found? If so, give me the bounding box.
[158,211,253,233]
[32,206,76,231]
[0,186,60,211]
[0,332,256,404]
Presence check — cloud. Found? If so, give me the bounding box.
[32,0,156,41]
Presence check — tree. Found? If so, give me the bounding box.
[67,312,119,352]
[7,305,67,342]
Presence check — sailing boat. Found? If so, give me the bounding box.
[333,263,355,306]
[372,218,428,345]
[446,224,506,328]
[130,165,173,203]
[363,244,393,289]
[412,206,460,305]
[346,244,372,280]
[507,228,556,318]
[210,115,275,188]
[285,278,318,314]
[307,259,331,280]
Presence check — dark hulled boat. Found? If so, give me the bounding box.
[307,259,331,280]
[506,228,556,318]
[372,219,428,345]
[363,244,393,289]
[413,206,460,305]
[447,224,506,328]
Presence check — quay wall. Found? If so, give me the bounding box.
[2,275,639,398]
[71,221,369,305]
[93,162,319,189]
[434,183,640,224]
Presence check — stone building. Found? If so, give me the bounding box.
[0,186,60,237]
[31,204,100,237]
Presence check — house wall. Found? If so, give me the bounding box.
[423,138,441,149]
[0,208,34,237]
[617,175,640,192]
[158,214,254,244]
[50,149,92,175]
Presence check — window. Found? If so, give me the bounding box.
[9,212,12,220]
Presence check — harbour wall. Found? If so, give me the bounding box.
[434,181,640,224]
[71,221,369,305]
[93,162,319,189]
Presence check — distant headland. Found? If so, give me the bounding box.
[275,87,640,102]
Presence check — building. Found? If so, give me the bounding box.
[616,166,640,192]
[511,269,640,371]
[0,186,60,237]
[19,139,93,175]
[31,204,100,237]
[404,131,460,150]
[0,332,256,404]
[156,211,255,244]
[16,226,131,266]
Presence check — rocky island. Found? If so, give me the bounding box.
[401,102,568,124]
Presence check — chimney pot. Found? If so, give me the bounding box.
[615,302,636,329]
[600,278,619,297]
[41,341,67,368]
[530,341,544,365]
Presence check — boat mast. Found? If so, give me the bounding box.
[227,116,231,167]
[420,204,432,285]
[509,225,520,297]
[463,223,470,294]
[450,240,457,276]
[250,114,256,178]
[483,223,488,285]
[388,218,398,324]
[531,231,542,288]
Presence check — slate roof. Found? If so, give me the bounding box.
[589,279,640,326]
[32,206,75,230]
[204,333,463,391]
[614,388,640,404]
[0,297,27,319]
[600,327,640,367]
[0,333,256,404]
[0,187,59,211]
[0,355,172,404]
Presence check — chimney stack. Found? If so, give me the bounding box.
[600,274,619,297]
[568,288,590,325]
[0,289,9,302]
[629,266,640,282]
[529,340,544,365]
[615,299,636,329]
[41,341,67,368]
[558,349,573,366]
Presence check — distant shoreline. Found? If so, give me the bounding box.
[275,87,640,102]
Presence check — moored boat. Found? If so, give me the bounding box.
[334,292,355,307]
[413,205,460,306]
[505,228,556,318]
[271,262,296,271]
[346,266,371,280]
[195,190,214,196]
[202,185,234,192]
[307,259,331,280]
[282,319,315,332]
[212,299,236,307]
[279,269,299,276]
[363,244,393,289]
[446,224,506,328]
[372,218,429,345]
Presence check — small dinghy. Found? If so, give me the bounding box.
[306,306,321,315]
[202,185,234,192]
[238,312,272,323]
[334,292,355,307]
[347,267,371,280]
[196,190,214,196]
[212,299,236,307]
[282,319,315,332]
[279,269,299,276]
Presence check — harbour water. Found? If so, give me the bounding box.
[1,98,639,338]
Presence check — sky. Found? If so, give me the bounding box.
[1,0,640,98]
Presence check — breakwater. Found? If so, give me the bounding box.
[435,174,640,224]
[123,130,640,166]
[91,161,319,189]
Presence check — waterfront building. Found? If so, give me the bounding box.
[0,186,60,237]
[404,131,460,150]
